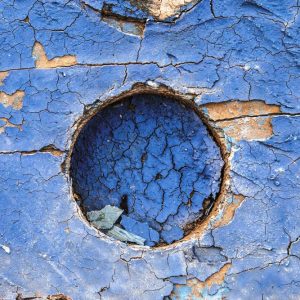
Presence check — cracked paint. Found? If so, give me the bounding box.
[0,0,299,299]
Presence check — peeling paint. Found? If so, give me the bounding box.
[102,0,200,21]
[171,263,231,299]
[0,244,10,254]
[16,293,72,300]
[201,101,282,141]
[213,194,245,228]
[203,100,281,121]
[102,15,145,37]
[217,116,274,141]
[146,0,199,20]
[33,42,77,69]
[0,90,24,110]
[0,71,8,86]
[0,117,22,134]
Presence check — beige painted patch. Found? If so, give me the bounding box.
[0,72,8,86]
[33,42,77,69]
[0,117,22,134]
[217,116,274,141]
[172,264,231,299]
[204,100,281,121]
[0,90,24,110]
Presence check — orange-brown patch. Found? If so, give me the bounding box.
[204,100,280,121]
[33,42,77,69]
[217,116,274,141]
[0,90,24,110]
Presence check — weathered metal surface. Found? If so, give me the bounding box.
[0,0,299,299]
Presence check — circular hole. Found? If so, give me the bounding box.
[70,93,224,247]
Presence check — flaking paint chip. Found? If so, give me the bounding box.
[87,205,123,230]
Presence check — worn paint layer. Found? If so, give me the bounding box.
[0,90,24,110]
[33,42,77,69]
[203,101,281,141]
[137,0,199,20]
[0,71,8,86]
[217,116,275,141]
[100,0,200,21]
[203,100,281,121]
[171,263,232,299]
[0,0,299,299]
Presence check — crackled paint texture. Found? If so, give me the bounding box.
[71,94,223,246]
[0,0,300,299]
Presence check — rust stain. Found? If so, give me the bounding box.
[0,90,24,110]
[33,42,77,69]
[217,116,274,141]
[0,71,8,86]
[204,100,280,121]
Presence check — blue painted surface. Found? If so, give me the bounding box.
[0,0,299,299]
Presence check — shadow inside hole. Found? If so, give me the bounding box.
[70,94,224,247]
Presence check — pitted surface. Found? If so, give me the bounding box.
[71,94,223,246]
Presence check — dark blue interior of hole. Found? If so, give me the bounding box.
[70,94,224,246]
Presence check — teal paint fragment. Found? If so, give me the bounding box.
[87,205,123,230]
[107,226,146,246]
